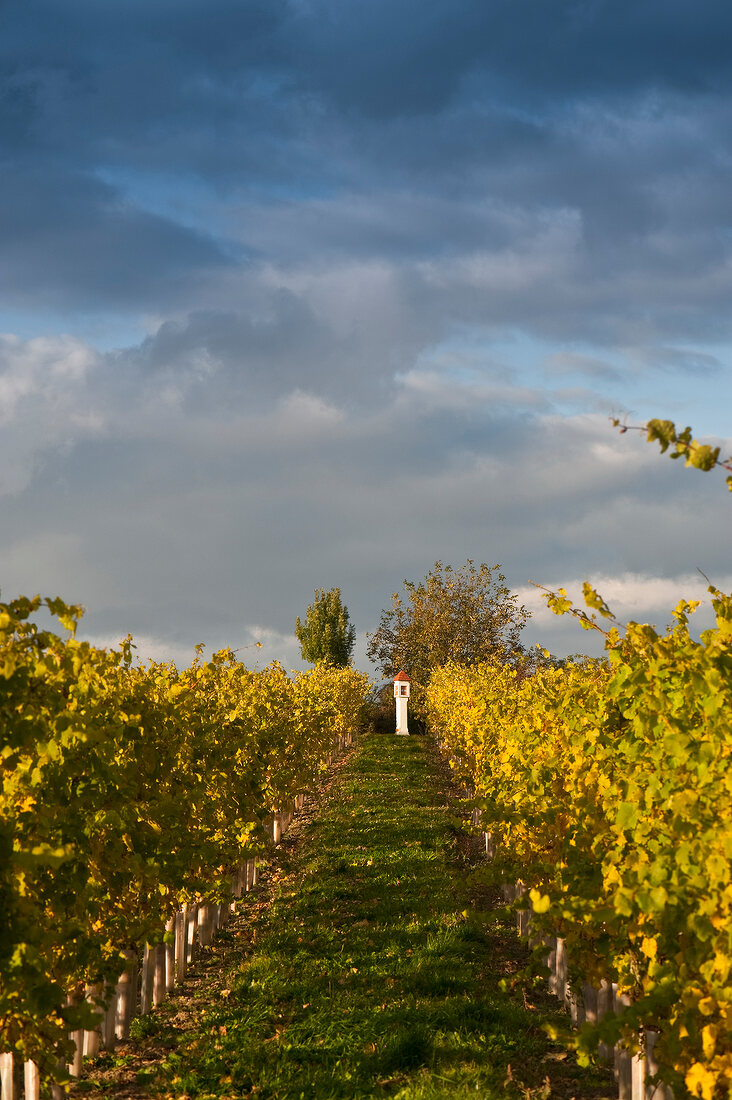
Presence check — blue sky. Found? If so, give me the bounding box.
[2,0,731,669]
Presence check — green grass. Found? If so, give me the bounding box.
[150,734,612,1099]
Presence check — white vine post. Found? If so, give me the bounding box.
[393,671,411,735]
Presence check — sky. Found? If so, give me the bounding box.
[2,0,732,672]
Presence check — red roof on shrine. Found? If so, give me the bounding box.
[393,670,411,681]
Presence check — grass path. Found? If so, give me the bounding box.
[94,734,613,1100]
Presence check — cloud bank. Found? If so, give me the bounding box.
[2,0,731,668]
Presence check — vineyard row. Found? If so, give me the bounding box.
[0,595,369,1097]
[426,584,732,1100]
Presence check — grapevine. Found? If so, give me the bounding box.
[426,585,732,1099]
[0,595,368,1084]
[612,417,732,491]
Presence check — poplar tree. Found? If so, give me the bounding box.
[296,588,356,667]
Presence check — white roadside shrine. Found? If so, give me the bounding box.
[393,670,411,736]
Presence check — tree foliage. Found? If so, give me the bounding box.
[295,587,356,668]
[366,560,529,705]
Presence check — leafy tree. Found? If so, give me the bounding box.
[366,560,529,708]
[296,588,356,667]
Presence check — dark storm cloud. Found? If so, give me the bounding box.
[287,0,732,117]
[0,165,233,308]
[1,0,296,177]
[20,0,712,132]
[6,1,732,168]
[3,0,732,353]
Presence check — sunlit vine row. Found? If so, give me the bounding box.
[426,587,732,1100]
[0,594,369,1080]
